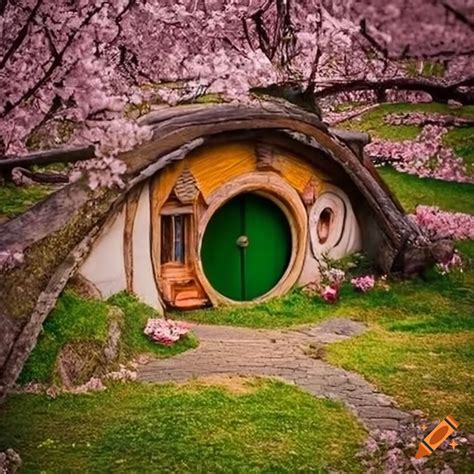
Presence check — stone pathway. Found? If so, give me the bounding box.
[139,318,413,432]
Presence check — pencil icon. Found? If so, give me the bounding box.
[415,415,459,459]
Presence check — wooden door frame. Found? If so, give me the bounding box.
[195,172,307,305]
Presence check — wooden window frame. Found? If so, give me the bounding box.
[160,202,194,268]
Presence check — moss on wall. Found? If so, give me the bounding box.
[0,188,119,321]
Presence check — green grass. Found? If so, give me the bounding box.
[0,183,53,218]
[19,292,110,384]
[178,257,474,430]
[342,102,474,176]
[456,239,474,260]
[378,166,474,213]
[444,127,474,176]
[341,102,474,141]
[19,291,197,385]
[108,292,198,359]
[179,274,474,331]
[174,290,332,329]
[321,240,474,431]
[0,379,366,473]
[326,330,474,431]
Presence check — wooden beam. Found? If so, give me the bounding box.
[123,184,142,293]
[0,146,95,170]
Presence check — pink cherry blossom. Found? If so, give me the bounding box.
[409,206,474,241]
[366,124,473,183]
[351,275,375,292]
[1,0,472,190]
[144,318,190,346]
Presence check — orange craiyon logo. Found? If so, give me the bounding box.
[416,415,460,459]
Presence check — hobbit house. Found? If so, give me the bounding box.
[0,102,451,396]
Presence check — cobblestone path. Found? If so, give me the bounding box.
[139,319,412,432]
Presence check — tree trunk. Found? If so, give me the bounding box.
[315,78,474,104]
[375,87,387,103]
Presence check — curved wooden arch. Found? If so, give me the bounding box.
[128,103,408,252]
[194,172,307,305]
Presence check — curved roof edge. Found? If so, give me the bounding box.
[0,102,454,400]
[1,102,408,255]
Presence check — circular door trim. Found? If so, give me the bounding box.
[196,172,307,305]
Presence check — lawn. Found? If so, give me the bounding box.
[178,255,474,431]
[178,244,474,330]
[443,127,474,176]
[0,183,53,219]
[0,379,365,473]
[20,291,198,385]
[378,166,474,214]
[326,328,474,431]
[341,102,474,175]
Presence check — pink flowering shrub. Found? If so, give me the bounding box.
[351,275,375,292]
[304,264,345,303]
[366,124,472,183]
[321,285,339,303]
[144,318,190,346]
[409,206,474,241]
[384,112,470,127]
[318,267,346,303]
[436,252,464,275]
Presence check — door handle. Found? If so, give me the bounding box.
[236,235,249,248]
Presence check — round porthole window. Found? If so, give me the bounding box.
[317,207,334,244]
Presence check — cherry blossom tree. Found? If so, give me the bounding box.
[0,0,472,185]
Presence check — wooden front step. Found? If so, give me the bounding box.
[172,298,208,310]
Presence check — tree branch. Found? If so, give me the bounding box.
[315,77,474,104]
[12,166,69,184]
[359,18,388,58]
[439,0,474,29]
[1,3,106,118]
[0,0,43,70]
[0,145,95,170]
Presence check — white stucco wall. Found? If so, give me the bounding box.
[298,185,362,286]
[79,207,127,297]
[131,183,164,314]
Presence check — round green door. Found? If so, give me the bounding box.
[201,193,292,301]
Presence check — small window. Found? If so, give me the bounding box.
[317,208,334,244]
[161,215,187,264]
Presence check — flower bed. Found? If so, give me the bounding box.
[350,275,375,293]
[144,319,191,346]
[366,125,472,183]
[409,206,474,241]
